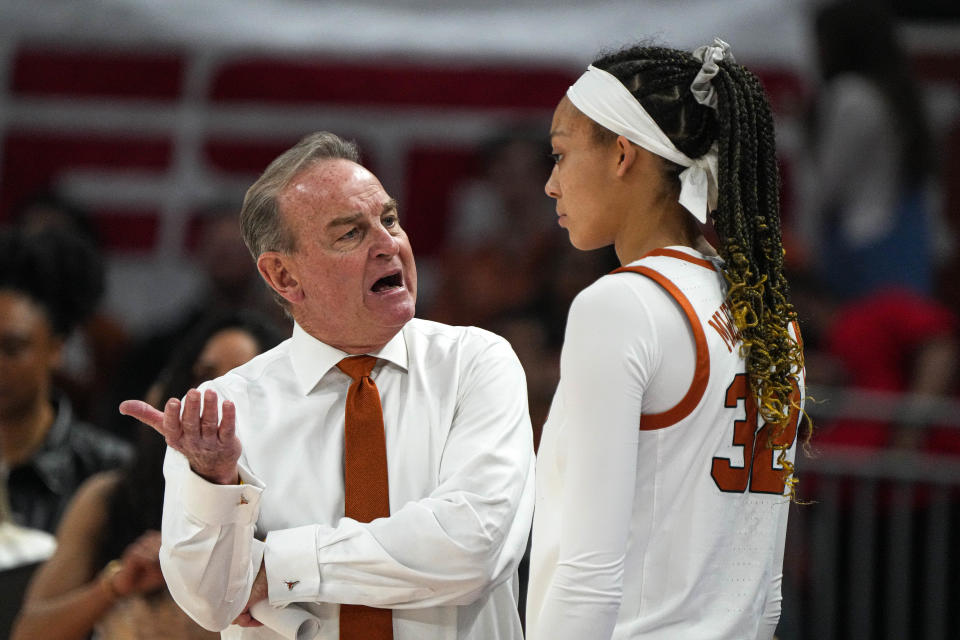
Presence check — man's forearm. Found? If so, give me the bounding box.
[160,449,263,631]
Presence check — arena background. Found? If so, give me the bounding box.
[2,3,960,639]
[1,0,956,333]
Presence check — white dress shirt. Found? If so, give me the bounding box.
[160,318,535,640]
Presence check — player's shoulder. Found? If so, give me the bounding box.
[614,251,726,303]
[570,268,669,322]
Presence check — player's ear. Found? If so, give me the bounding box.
[614,135,639,177]
[257,252,304,304]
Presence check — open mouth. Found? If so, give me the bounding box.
[371,271,403,293]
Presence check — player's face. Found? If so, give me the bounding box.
[545,97,623,251]
[0,291,61,420]
[274,159,417,352]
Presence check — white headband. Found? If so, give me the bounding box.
[565,39,735,223]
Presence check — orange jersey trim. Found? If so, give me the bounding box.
[612,264,711,431]
[642,247,717,271]
[790,319,804,351]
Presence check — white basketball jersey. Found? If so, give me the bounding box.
[528,247,804,640]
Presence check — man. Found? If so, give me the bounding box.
[120,132,535,639]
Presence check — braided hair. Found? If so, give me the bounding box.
[590,45,804,469]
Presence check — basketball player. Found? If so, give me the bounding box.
[525,40,806,640]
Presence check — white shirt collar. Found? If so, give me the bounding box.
[288,322,409,396]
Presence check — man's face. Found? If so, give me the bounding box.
[274,159,417,352]
[0,290,61,420]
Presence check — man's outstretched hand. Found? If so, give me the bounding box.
[120,388,241,485]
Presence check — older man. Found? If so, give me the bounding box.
[120,132,534,639]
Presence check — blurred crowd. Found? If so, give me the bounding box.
[777,4,960,638]
[0,1,958,638]
[788,1,960,459]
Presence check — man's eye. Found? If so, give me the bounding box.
[549,153,562,164]
[383,215,398,228]
[341,228,359,241]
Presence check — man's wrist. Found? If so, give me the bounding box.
[192,465,241,485]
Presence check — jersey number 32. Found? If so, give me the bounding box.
[711,373,799,495]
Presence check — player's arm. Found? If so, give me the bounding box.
[527,278,653,640]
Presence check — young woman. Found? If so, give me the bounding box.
[525,40,805,640]
[11,311,284,640]
[0,227,131,534]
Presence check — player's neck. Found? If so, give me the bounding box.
[615,202,702,265]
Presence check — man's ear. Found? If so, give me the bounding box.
[257,251,304,305]
[615,135,639,177]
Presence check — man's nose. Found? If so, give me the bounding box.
[371,224,400,257]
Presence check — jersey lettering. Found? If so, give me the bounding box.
[707,302,741,353]
[711,373,799,495]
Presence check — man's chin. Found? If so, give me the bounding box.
[389,303,416,327]
[370,297,416,329]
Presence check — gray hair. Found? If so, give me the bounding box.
[240,131,361,259]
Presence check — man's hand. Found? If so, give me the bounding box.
[119,388,242,485]
[232,558,268,627]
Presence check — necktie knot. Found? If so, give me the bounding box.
[337,355,377,382]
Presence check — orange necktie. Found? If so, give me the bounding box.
[337,356,393,640]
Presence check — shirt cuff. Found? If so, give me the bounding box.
[178,461,264,525]
[264,526,321,605]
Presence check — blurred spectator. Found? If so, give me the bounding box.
[0,470,56,639]
[0,227,131,533]
[10,310,284,640]
[487,311,558,449]
[790,270,959,453]
[11,191,101,243]
[103,204,289,439]
[11,191,130,423]
[789,268,960,639]
[429,128,617,338]
[429,129,561,325]
[428,245,534,328]
[531,245,620,348]
[190,203,286,325]
[797,1,947,300]
[446,129,558,255]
